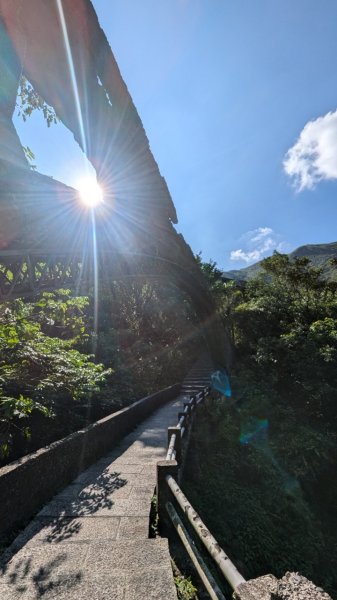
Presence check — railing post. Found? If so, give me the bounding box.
[168,426,182,463]
[165,474,246,590]
[156,460,178,532]
[178,412,189,432]
[184,402,192,415]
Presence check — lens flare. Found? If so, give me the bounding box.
[77,178,104,208]
[211,369,232,397]
[239,418,269,445]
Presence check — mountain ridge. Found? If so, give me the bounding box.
[223,241,337,281]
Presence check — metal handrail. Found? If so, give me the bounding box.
[166,474,246,591]
[159,381,246,598]
[166,501,227,600]
[166,433,177,461]
[165,387,210,459]
[178,416,185,428]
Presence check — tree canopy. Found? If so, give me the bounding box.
[186,252,337,597]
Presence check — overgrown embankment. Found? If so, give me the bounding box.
[183,253,337,598]
[183,388,337,597]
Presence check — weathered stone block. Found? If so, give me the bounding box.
[234,575,278,600]
[273,572,333,600]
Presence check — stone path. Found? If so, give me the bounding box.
[0,359,212,599]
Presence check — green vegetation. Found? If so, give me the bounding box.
[16,75,58,169]
[184,252,337,597]
[171,559,199,600]
[0,290,110,461]
[174,574,198,600]
[150,494,159,537]
[17,76,59,128]
[93,278,201,400]
[0,277,202,465]
[223,241,337,282]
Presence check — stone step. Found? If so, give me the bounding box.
[0,539,177,600]
[183,377,210,381]
[181,384,208,390]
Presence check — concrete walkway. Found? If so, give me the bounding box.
[0,359,212,599]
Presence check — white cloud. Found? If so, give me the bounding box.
[230,227,285,264]
[284,109,337,191]
[250,227,273,243]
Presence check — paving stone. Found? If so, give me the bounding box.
[0,556,176,599]
[71,465,110,485]
[126,568,177,600]
[102,463,144,474]
[85,539,170,575]
[0,541,176,598]
[1,543,89,593]
[117,517,149,539]
[66,467,133,486]
[107,450,164,464]
[140,464,159,475]
[55,479,133,502]
[0,566,126,599]
[129,484,155,498]
[12,517,120,546]
[108,472,157,486]
[38,496,151,518]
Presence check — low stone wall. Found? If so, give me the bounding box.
[0,383,180,537]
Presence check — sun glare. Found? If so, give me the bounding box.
[77,178,104,208]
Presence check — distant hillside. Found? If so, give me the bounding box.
[223,242,337,281]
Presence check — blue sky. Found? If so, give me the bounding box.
[14,1,337,270]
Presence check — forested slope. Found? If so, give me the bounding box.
[223,241,337,281]
[185,253,337,598]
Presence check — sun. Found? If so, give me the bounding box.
[77,177,104,208]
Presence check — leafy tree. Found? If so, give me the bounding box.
[16,76,58,127]
[232,253,337,423]
[16,75,59,170]
[196,253,243,348]
[22,146,37,170]
[0,291,111,460]
[93,276,203,400]
[185,252,337,597]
